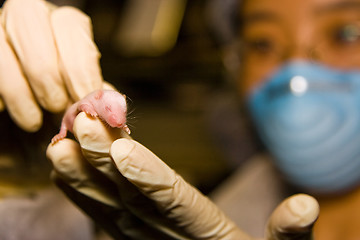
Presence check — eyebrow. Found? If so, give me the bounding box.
[241,1,360,23]
[316,1,360,14]
[240,11,279,27]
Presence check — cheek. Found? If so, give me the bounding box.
[238,60,279,98]
[106,114,118,126]
[111,115,120,124]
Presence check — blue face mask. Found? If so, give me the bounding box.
[248,61,360,194]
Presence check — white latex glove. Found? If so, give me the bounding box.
[0,0,103,132]
[47,112,319,239]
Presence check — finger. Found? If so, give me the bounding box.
[51,6,103,101]
[71,112,139,213]
[0,98,4,112]
[71,112,130,163]
[103,81,117,91]
[72,113,251,239]
[110,138,253,240]
[51,174,132,240]
[1,0,68,112]
[46,138,120,207]
[47,130,176,239]
[72,113,198,239]
[265,194,319,240]
[0,18,42,131]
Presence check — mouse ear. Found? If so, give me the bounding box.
[94,90,104,100]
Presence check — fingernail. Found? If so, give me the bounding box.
[288,194,319,226]
[110,139,136,166]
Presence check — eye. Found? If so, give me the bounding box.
[250,38,274,53]
[333,24,360,45]
[243,38,275,56]
[240,34,285,62]
[105,106,112,112]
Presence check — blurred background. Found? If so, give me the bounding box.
[84,0,250,194]
[58,0,261,193]
[89,0,231,193]
[0,0,261,194]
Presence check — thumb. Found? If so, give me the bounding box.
[110,138,253,240]
[266,194,319,240]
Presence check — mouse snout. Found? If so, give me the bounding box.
[108,114,126,128]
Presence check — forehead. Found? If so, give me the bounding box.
[241,0,360,21]
[104,91,126,107]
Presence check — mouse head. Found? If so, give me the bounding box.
[97,90,127,128]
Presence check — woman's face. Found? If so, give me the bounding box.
[238,0,360,95]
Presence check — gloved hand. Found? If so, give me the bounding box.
[46,112,319,239]
[0,0,103,132]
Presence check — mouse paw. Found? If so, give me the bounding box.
[123,125,131,134]
[79,104,98,118]
[84,109,98,118]
[51,133,66,145]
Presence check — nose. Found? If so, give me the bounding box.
[283,25,318,62]
[116,115,126,127]
[283,44,318,63]
[116,122,124,128]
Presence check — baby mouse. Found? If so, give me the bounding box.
[51,89,130,144]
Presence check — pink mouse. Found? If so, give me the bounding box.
[51,89,130,144]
